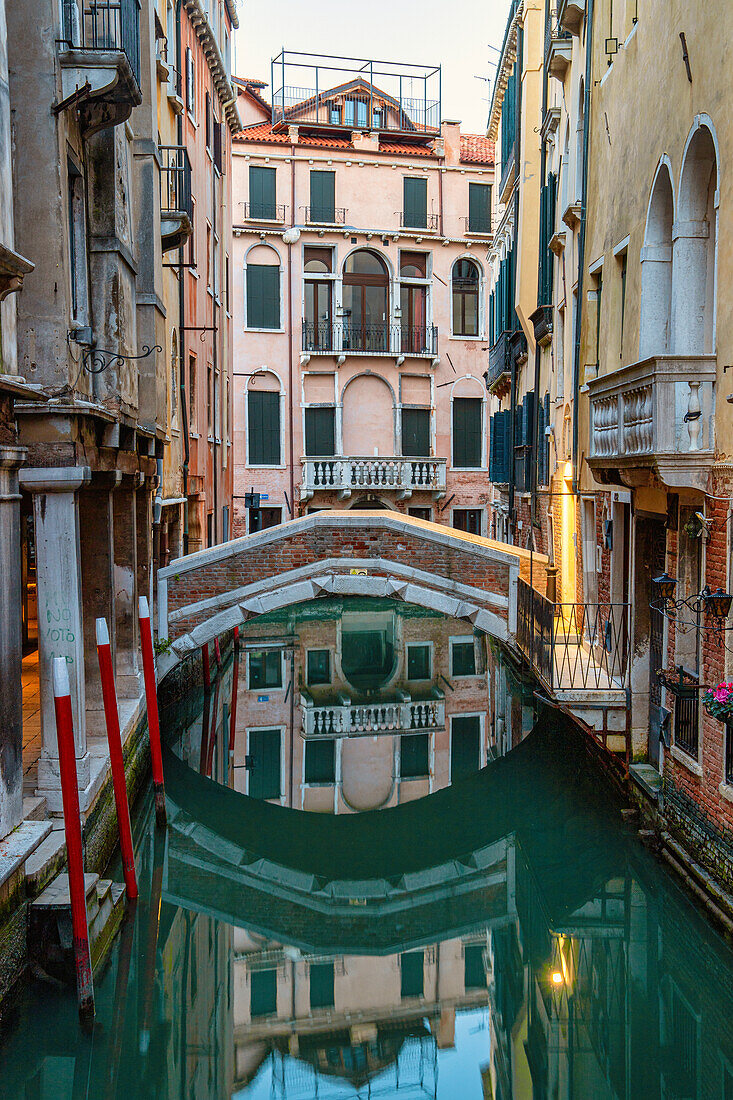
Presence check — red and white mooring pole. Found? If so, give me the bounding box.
[138,596,167,828]
[229,626,240,754]
[202,641,211,693]
[96,618,138,899]
[214,636,222,669]
[52,657,95,1022]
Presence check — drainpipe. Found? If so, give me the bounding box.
[571,0,595,495]
[287,145,296,515]
[176,0,190,554]
[508,23,523,541]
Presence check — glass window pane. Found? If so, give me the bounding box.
[451,640,476,677]
[407,644,431,680]
[307,649,331,685]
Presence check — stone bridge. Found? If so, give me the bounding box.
[157,511,547,664]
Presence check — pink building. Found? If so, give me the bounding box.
[230,54,494,535]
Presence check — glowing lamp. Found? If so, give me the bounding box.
[706,587,733,620]
[653,573,677,601]
[551,971,564,985]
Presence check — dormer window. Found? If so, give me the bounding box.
[372,107,383,129]
[329,103,341,125]
[344,98,367,128]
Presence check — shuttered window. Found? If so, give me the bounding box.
[400,733,429,779]
[247,391,280,465]
[309,962,335,1009]
[451,640,476,677]
[249,166,276,220]
[464,944,486,989]
[401,408,430,457]
[247,729,281,800]
[468,183,491,233]
[185,47,195,115]
[310,170,335,223]
[400,951,424,998]
[452,397,482,468]
[304,739,335,784]
[403,177,427,229]
[246,264,280,329]
[250,969,277,1017]
[451,715,481,780]
[304,406,336,456]
[489,409,512,484]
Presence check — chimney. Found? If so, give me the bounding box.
[352,130,380,152]
[441,119,462,165]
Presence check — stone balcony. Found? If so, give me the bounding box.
[587,354,716,491]
[300,456,447,502]
[301,692,446,738]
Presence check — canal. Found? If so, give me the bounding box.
[3,596,733,1098]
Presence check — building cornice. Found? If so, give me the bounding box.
[487,0,524,143]
[184,0,242,133]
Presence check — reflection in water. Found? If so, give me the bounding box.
[2,598,733,1099]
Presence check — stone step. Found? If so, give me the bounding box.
[0,819,52,891]
[23,795,47,821]
[29,871,127,982]
[24,828,67,896]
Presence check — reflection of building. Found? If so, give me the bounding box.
[231,53,494,535]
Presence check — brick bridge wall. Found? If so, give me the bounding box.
[157,511,548,663]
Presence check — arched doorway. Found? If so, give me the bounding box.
[342,249,390,352]
[673,123,718,354]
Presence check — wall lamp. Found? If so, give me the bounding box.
[651,572,733,633]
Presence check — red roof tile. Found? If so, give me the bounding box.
[235,123,437,158]
[379,140,435,158]
[460,134,494,165]
[233,76,267,88]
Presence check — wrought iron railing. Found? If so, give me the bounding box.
[240,201,288,222]
[302,320,437,356]
[662,667,701,760]
[400,211,439,232]
[464,216,491,235]
[64,0,141,88]
[301,205,347,225]
[516,577,629,693]
[160,145,192,219]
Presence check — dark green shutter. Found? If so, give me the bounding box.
[400,951,424,998]
[407,644,430,680]
[304,739,335,783]
[451,640,476,677]
[400,733,429,778]
[304,407,336,456]
[249,165,276,219]
[250,969,277,1017]
[248,729,281,799]
[306,648,331,684]
[451,715,481,780]
[310,170,335,222]
[401,408,430,457]
[309,963,335,1009]
[501,409,512,484]
[453,397,482,468]
[469,183,491,233]
[248,390,280,465]
[464,944,486,989]
[247,265,280,329]
[403,177,427,229]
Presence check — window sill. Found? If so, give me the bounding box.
[449,334,485,342]
[246,327,285,334]
[245,464,286,470]
[450,467,488,473]
[187,112,198,128]
[670,743,702,777]
[719,782,733,805]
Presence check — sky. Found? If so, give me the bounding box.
[233,0,513,135]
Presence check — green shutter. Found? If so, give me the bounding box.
[247,265,280,329]
[451,640,476,677]
[400,733,429,778]
[309,962,335,1009]
[451,715,481,780]
[400,951,424,998]
[304,739,335,783]
[306,648,331,685]
[249,165,276,219]
[464,944,486,989]
[403,177,427,228]
[407,644,431,680]
[304,407,336,456]
[469,183,491,233]
[310,170,335,222]
[247,390,280,465]
[453,397,482,468]
[401,408,430,457]
[248,729,281,800]
[250,969,277,1017]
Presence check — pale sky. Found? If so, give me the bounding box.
[233,0,512,135]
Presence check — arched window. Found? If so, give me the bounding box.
[640,163,674,359]
[674,123,718,354]
[452,259,480,337]
[303,246,333,351]
[246,244,281,330]
[342,249,389,351]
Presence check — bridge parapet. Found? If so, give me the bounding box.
[157,511,548,664]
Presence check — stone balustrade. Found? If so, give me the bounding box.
[300,456,447,501]
[302,695,446,738]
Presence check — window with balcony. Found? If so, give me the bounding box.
[468,182,491,233]
[400,952,424,998]
[400,734,429,779]
[452,259,480,336]
[309,170,336,223]
[403,177,428,230]
[452,397,482,468]
[248,165,277,220]
[250,968,277,1016]
[400,250,430,353]
[304,407,336,457]
[342,249,389,352]
[304,247,333,350]
[451,715,481,779]
[248,390,281,466]
[401,407,430,457]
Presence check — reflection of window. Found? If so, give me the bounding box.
[452,259,480,336]
[309,962,335,1009]
[401,408,430,457]
[400,951,424,998]
[451,715,480,780]
[407,643,431,680]
[248,390,280,465]
[307,649,331,685]
[249,165,276,220]
[400,733,429,778]
[247,263,280,329]
[452,397,482,468]
[464,944,486,989]
[453,509,482,535]
[329,104,341,124]
[250,969,277,1017]
[248,650,282,689]
[247,729,281,799]
[372,108,383,128]
[304,740,335,784]
[451,640,476,677]
[399,251,428,352]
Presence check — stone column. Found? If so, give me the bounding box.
[113,476,141,697]
[19,467,91,810]
[671,218,711,354]
[0,445,26,839]
[79,473,119,734]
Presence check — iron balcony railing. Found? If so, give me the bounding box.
[516,577,629,693]
[301,205,347,225]
[240,201,288,222]
[160,145,192,219]
[399,211,439,232]
[463,216,492,235]
[302,320,438,356]
[64,0,141,88]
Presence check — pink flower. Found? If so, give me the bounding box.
[714,686,730,703]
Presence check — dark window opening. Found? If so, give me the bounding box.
[307,649,331,685]
[304,739,336,784]
[451,640,476,677]
[400,733,429,778]
[407,644,431,681]
[248,650,282,690]
[453,509,482,535]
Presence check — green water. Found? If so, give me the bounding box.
[3,597,733,1099]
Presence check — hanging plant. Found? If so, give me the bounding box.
[702,681,733,722]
